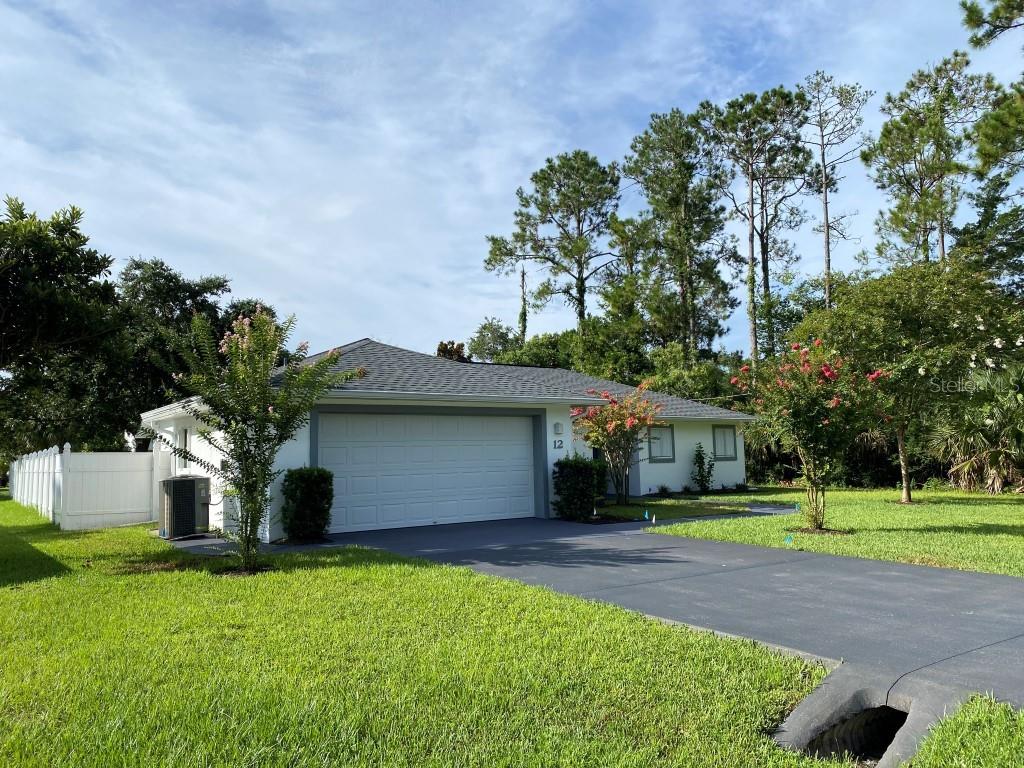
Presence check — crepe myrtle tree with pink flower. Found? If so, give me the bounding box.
[734,339,882,531]
[571,382,662,505]
[147,308,360,572]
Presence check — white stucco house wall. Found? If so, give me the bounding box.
[140,339,753,542]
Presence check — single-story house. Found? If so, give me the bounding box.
[140,339,753,542]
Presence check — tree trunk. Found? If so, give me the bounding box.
[678,271,690,356]
[746,171,759,365]
[758,214,774,357]
[518,266,527,343]
[896,425,913,503]
[819,136,832,307]
[575,273,587,329]
[685,257,697,357]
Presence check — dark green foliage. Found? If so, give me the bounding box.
[467,318,519,362]
[962,0,1024,47]
[485,150,620,327]
[436,340,471,362]
[691,443,715,493]
[281,467,334,541]
[552,455,606,520]
[862,52,999,263]
[0,197,116,373]
[494,331,578,369]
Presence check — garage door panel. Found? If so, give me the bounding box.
[350,505,378,525]
[380,503,406,523]
[321,413,535,533]
[346,415,379,440]
[350,475,377,495]
[350,446,378,465]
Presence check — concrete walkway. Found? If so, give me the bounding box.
[176,517,1024,764]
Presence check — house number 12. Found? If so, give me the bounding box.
[552,439,564,449]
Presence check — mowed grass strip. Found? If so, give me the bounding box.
[911,696,1024,767]
[0,495,845,768]
[655,487,1024,578]
[603,496,750,521]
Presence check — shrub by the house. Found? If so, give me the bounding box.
[691,442,715,493]
[552,455,607,520]
[281,467,334,541]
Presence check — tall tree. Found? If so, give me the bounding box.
[485,151,620,329]
[697,87,809,364]
[799,72,874,306]
[963,1,1024,174]
[0,197,115,372]
[624,108,735,359]
[862,52,999,263]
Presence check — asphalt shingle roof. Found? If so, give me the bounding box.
[308,339,752,420]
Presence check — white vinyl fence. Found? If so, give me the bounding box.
[9,444,155,530]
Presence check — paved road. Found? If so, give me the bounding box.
[335,518,1024,710]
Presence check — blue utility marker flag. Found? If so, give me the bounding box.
[644,509,649,520]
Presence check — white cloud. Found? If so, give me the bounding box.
[2,0,1018,358]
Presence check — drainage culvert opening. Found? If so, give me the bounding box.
[804,705,909,765]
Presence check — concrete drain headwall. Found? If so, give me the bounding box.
[774,664,969,768]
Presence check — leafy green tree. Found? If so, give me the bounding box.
[862,52,999,263]
[799,72,874,306]
[436,340,471,362]
[733,340,878,529]
[648,343,741,408]
[494,331,578,369]
[485,151,620,329]
[951,172,1024,295]
[467,317,519,362]
[151,310,352,571]
[697,87,810,363]
[0,196,115,371]
[624,109,735,358]
[796,262,1024,502]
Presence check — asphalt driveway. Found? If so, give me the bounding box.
[336,518,1024,712]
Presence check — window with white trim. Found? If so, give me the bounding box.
[647,425,675,463]
[712,425,737,461]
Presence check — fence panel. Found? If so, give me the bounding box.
[9,445,154,530]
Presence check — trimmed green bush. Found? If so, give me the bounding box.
[281,467,334,541]
[691,442,715,493]
[552,455,607,521]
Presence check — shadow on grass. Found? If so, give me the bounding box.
[112,544,428,577]
[0,528,71,587]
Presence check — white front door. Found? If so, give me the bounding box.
[318,413,536,533]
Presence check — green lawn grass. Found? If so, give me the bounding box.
[654,486,1024,578]
[0,493,842,767]
[603,495,750,521]
[912,696,1024,766]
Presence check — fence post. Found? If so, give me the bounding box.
[57,443,71,527]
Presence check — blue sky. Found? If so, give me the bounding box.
[3,0,1021,355]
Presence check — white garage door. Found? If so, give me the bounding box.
[318,413,536,533]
